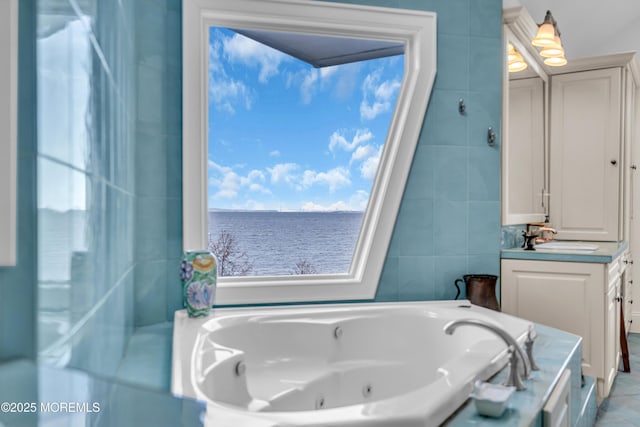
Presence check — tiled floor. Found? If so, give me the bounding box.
[595,333,640,426]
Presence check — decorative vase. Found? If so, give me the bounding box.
[181,251,217,317]
[454,274,501,311]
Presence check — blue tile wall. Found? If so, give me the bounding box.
[501,224,527,249]
[133,0,183,327]
[373,0,503,302]
[0,0,38,361]
[318,0,502,303]
[35,0,136,378]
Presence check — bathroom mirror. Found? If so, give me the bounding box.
[501,7,549,225]
[0,0,18,266]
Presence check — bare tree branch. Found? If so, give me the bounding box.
[208,230,252,276]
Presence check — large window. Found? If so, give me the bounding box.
[207,26,404,277]
[183,0,436,305]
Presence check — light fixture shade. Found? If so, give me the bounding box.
[507,43,518,63]
[532,23,556,47]
[540,36,565,58]
[509,51,528,72]
[544,56,567,66]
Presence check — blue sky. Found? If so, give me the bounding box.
[208,27,404,212]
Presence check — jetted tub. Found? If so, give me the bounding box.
[172,301,535,426]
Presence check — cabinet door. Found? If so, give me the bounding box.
[622,255,633,333]
[604,275,621,398]
[501,260,604,378]
[543,369,571,427]
[503,77,546,224]
[550,68,622,241]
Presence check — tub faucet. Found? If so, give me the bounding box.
[443,319,531,391]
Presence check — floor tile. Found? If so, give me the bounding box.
[596,333,640,426]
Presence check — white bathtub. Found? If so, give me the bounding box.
[172,301,534,426]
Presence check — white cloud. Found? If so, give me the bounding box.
[208,38,252,114]
[223,33,288,83]
[241,170,271,194]
[360,145,383,180]
[299,167,351,192]
[320,66,338,78]
[332,62,361,101]
[211,169,241,199]
[300,190,369,212]
[267,163,299,185]
[209,161,272,199]
[269,150,281,157]
[301,201,352,212]
[350,144,375,164]
[360,69,401,120]
[285,65,341,104]
[328,129,373,153]
[300,69,319,104]
[349,190,370,211]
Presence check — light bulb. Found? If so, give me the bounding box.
[540,36,564,58]
[544,56,567,66]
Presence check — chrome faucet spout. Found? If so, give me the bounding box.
[444,318,531,390]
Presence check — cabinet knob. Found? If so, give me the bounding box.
[611,159,618,165]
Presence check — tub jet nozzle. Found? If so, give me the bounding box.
[234,361,246,377]
[334,326,343,339]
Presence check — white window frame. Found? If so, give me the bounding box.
[183,0,436,305]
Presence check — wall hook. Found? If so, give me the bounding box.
[458,98,466,114]
[487,127,496,146]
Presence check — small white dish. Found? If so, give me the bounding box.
[470,380,516,418]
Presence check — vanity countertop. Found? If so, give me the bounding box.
[501,240,628,263]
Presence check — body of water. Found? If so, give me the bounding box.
[208,211,364,276]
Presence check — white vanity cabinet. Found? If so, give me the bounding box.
[549,60,638,241]
[501,255,626,402]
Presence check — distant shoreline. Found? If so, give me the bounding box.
[209,209,364,214]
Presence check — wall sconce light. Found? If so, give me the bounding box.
[532,10,567,67]
[508,43,528,73]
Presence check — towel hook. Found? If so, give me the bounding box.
[487,127,496,146]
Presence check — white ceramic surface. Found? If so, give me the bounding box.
[172,301,534,427]
[535,241,600,251]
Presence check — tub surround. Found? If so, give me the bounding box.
[446,324,595,427]
[172,301,594,426]
[116,322,175,391]
[501,241,629,263]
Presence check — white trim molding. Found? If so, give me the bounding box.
[0,0,18,267]
[183,0,437,305]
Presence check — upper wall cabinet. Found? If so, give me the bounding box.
[549,55,639,241]
[0,0,18,266]
[502,8,549,225]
